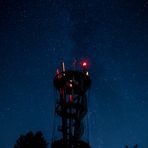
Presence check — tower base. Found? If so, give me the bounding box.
[51,139,90,148]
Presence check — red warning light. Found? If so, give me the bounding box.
[70,95,73,102]
[80,60,90,70]
[83,62,87,67]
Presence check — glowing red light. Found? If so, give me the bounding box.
[80,60,90,69]
[70,95,73,102]
[83,62,87,67]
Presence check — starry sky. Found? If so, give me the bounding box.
[0,0,148,148]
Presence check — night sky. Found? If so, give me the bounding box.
[0,0,148,148]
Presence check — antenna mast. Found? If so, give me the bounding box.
[51,61,91,148]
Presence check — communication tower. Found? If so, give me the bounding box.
[51,61,91,148]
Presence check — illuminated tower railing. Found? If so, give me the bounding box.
[51,62,91,148]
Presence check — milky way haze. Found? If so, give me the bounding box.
[0,0,148,148]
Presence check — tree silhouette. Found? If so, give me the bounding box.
[14,131,48,148]
[134,144,138,148]
[125,144,139,148]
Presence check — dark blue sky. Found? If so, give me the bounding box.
[0,0,148,148]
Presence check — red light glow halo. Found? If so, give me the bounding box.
[80,60,90,68]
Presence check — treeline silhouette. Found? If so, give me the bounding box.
[14,131,139,148]
[14,131,48,148]
[125,144,138,148]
